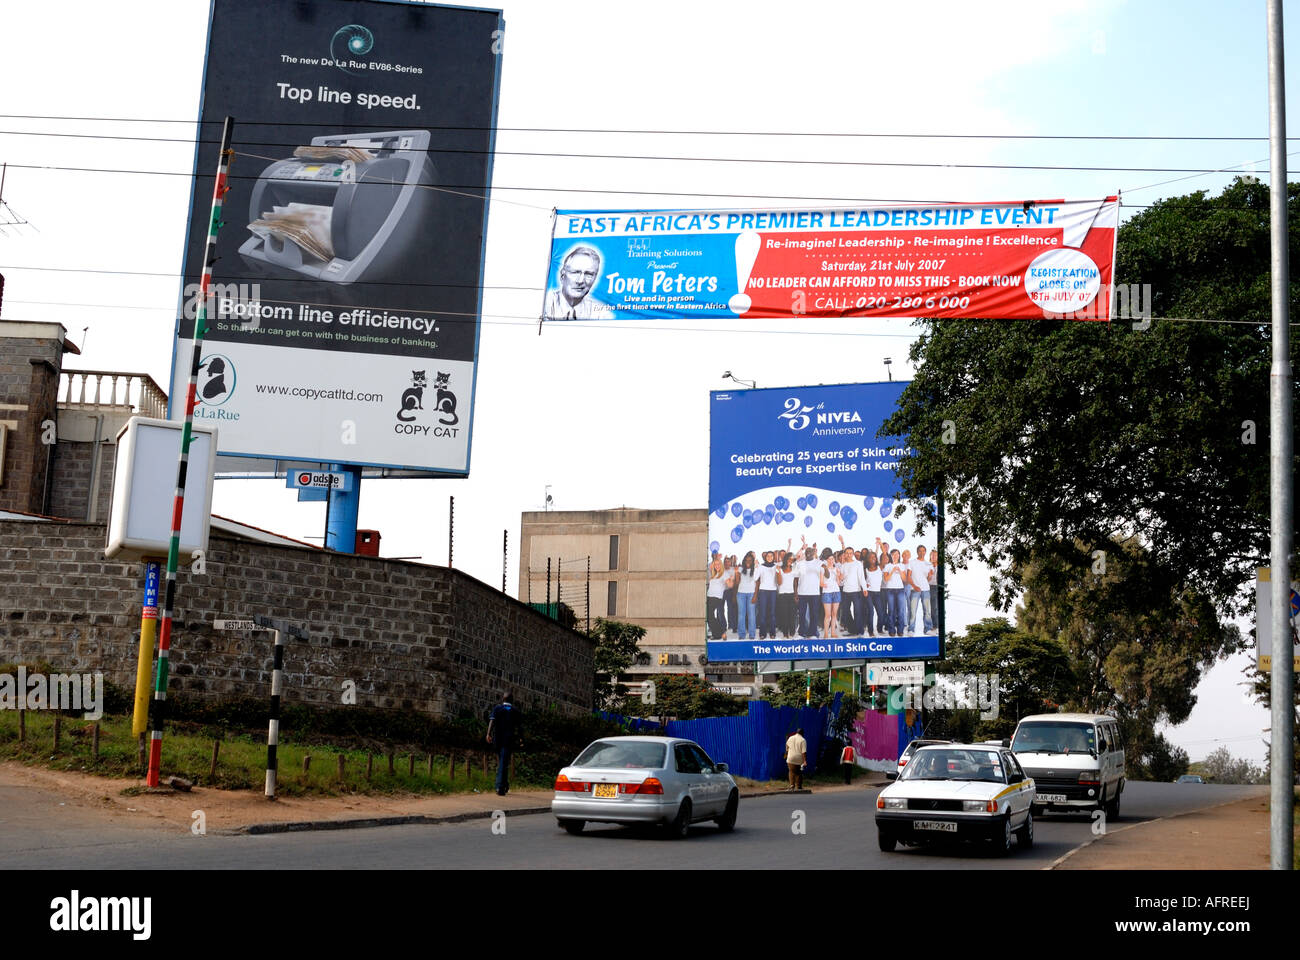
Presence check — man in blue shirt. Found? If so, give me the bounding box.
[486,692,519,796]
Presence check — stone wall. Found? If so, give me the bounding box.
[0,324,64,514]
[0,519,594,719]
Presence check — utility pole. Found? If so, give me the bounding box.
[1266,0,1294,871]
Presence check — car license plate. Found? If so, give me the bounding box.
[1039,793,1067,803]
[913,820,957,833]
[593,783,618,799]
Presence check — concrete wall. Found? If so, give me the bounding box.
[0,519,594,719]
[0,322,66,514]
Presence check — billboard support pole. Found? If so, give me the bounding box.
[147,115,235,788]
[324,464,361,552]
[1266,0,1295,871]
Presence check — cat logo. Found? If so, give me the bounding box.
[394,370,460,438]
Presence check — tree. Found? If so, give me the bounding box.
[1141,734,1190,782]
[1016,538,1242,768]
[1201,745,1266,784]
[588,618,646,712]
[881,177,1299,620]
[625,673,747,722]
[935,616,1077,740]
[762,672,863,740]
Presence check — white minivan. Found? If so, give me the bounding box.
[1010,713,1125,818]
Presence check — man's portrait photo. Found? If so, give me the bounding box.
[545,245,616,320]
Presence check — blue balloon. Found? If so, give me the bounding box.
[743,514,753,528]
[783,512,795,522]
[714,506,727,519]
[806,494,818,508]
[774,513,784,525]
[895,528,905,543]
[841,507,856,522]
[844,516,856,530]
[883,520,892,532]
[762,513,772,525]
[864,496,875,510]
[827,522,836,533]
[879,503,891,518]
[882,497,894,510]
[804,516,813,527]
[731,503,742,517]
[775,496,788,510]
[829,501,840,516]
[731,526,744,543]
[709,540,720,554]
[797,497,807,511]
[743,509,753,522]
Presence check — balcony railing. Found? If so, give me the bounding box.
[60,369,168,420]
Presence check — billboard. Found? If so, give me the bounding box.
[544,198,1119,323]
[169,0,504,476]
[707,382,940,663]
[1256,567,1300,671]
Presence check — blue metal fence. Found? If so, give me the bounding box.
[666,701,830,782]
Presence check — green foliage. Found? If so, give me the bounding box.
[881,178,1299,620]
[623,673,747,722]
[587,618,647,712]
[1016,538,1241,768]
[1199,745,1266,785]
[935,616,1076,739]
[761,671,863,739]
[1137,733,1190,782]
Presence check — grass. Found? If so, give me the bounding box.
[0,709,548,797]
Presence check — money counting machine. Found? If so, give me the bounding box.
[238,129,436,284]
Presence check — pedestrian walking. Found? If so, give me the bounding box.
[784,727,807,790]
[840,740,856,784]
[485,691,520,796]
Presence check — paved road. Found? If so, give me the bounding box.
[2,781,1265,869]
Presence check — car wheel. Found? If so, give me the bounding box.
[1016,810,1034,849]
[991,814,1012,856]
[715,791,738,833]
[666,798,692,839]
[1105,789,1121,821]
[559,819,584,835]
[877,830,897,852]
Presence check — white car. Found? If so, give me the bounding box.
[875,744,1036,855]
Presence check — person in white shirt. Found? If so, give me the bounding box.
[795,546,823,638]
[755,550,782,640]
[820,548,842,639]
[776,553,797,638]
[735,551,759,640]
[863,552,884,637]
[881,548,907,637]
[837,543,866,637]
[907,545,935,634]
[706,557,727,640]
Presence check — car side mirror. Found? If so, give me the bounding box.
[716,762,728,773]
[1001,739,1011,748]
[885,771,897,781]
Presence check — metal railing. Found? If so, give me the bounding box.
[60,369,168,419]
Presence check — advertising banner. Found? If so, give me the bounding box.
[707,382,940,663]
[1256,567,1300,671]
[544,198,1118,323]
[170,0,504,476]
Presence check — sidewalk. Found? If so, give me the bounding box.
[0,760,887,836]
[1052,792,1271,870]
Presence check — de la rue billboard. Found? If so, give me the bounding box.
[543,198,1119,323]
[707,382,940,663]
[169,0,503,476]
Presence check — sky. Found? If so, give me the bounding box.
[0,0,1288,763]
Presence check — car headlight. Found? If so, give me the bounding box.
[963,799,999,812]
[1078,770,1101,785]
[878,797,907,810]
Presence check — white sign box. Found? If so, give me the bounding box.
[105,417,217,562]
[865,661,926,686]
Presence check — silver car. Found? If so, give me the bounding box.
[552,736,739,838]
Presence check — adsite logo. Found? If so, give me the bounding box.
[331,24,374,75]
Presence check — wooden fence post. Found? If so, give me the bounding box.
[52,714,61,751]
[408,754,415,776]
[92,722,100,759]
[366,753,373,781]
[386,749,395,775]
[17,707,24,743]
[337,754,346,783]
[210,740,220,781]
[303,754,312,773]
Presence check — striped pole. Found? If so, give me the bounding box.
[146,116,235,788]
[266,629,284,799]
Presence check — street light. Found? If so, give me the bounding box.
[883,357,893,381]
[722,370,757,389]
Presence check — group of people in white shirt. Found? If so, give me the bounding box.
[707,535,937,641]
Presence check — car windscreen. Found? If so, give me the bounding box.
[1012,721,1096,756]
[899,748,1007,783]
[572,741,667,769]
